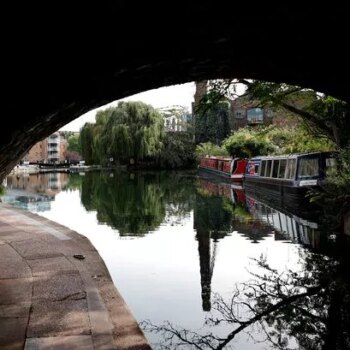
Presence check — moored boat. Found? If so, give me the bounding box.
[244,151,338,210]
[198,156,248,182]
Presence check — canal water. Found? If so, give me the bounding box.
[2,171,350,349]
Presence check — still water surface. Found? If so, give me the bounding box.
[3,171,350,349]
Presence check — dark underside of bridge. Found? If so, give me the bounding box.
[1,3,349,180]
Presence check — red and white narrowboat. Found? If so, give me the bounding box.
[198,156,248,182]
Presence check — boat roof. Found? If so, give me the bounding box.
[250,151,337,161]
[202,156,232,161]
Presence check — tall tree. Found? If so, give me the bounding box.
[99,102,164,164]
[79,123,96,165]
[195,99,231,145]
[67,134,80,153]
[79,102,164,166]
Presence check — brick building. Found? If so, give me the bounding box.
[23,132,67,164]
[193,81,274,134]
[230,97,273,131]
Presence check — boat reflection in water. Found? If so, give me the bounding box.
[198,174,322,249]
[245,193,321,249]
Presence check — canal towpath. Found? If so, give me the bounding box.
[0,202,151,350]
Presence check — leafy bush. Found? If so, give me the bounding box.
[158,132,196,169]
[195,142,229,159]
[223,128,273,158]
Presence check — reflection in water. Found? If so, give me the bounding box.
[2,171,349,349]
[143,248,350,350]
[144,177,350,349]
[246,194,321,249]
[194,191,232,311]
[80,171,196,236]
[3,172,69,211]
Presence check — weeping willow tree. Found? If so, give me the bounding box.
[79,101,164,165]
[80,123,97,165]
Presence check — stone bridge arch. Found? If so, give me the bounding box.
[1,3,349,180]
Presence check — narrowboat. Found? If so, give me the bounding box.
[244,151,337,211]
[198,156,248,182]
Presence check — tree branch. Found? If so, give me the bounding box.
[216,286,321,350]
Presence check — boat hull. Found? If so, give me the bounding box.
[198,166,244,182]
[244,176,317,214]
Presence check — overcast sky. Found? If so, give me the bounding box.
[60,82,196,132]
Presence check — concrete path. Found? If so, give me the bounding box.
[0,203,151,350]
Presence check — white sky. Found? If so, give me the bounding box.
[60,82,196,132]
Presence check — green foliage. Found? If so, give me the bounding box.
[79,123,96,165]
[222,125,334,158]
[223,128,273,158]
[79,102,164,166]
[67,134,80,153]
[0,185,4,197]
[158,132,196,169]
[195,100,231,145]
[195,142,229,159]
[264,125,334,154]
[308,146,350,230]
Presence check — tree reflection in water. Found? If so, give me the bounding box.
[80,171,196,236]
[142,244,350,350]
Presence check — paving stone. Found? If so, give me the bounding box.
[0,231,39,242]
[0,317,27,350]
[0,221,14,228]
[33,272,85,301]
[85,287,113,335]
[0,221,12,226]
[0,245,31,278]
[25,335,94,350]
[27,299,90,337]
[0,302,31,317]
[0,225,18,233]
[28,256,77,277]
[0,278,32,304]
[11,239,63,259]
[92,334,116,350]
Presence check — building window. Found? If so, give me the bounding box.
[247,108,263,123]
[235,111,244,119]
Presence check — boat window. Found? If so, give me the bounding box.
[247,161,256,175]
[260,160,266,176]
[272,160,279,178]
[285,159,296,179]
[254,164,260,174]
[265,160,272,177]
[326,157,337,168]
[326,157,337,173]
[278,159,287,178]
[298,157,319,178]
